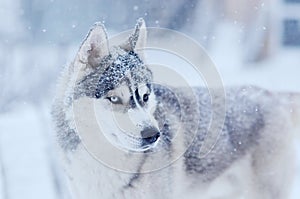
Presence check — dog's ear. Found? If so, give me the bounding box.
[120,18,147,60]
[76,22,109,69]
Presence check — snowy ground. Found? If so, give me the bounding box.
[0,23,300,199]
[0,102,71,199]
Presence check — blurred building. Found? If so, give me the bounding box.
[279,0,300,46]
[193,0,300,62]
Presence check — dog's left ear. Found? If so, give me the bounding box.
[76,22,110,69]
[120,18,147,60]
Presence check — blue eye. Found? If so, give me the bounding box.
[107,96,122,104]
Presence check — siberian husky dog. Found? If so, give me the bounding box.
[52,19,300,199]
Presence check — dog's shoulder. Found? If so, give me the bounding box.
[155,85,281,182]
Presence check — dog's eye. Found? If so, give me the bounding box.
[143,94,149,102]
[107,96,122,104]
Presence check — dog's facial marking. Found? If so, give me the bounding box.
[103,83,153,113]
[94,51,152,99]
[133,84,151,107]
[129,96,136,109]
[134,89,141,103]
[75,50,152,101]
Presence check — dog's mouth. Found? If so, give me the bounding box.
[141,132,161,150]
[112,130,161,152]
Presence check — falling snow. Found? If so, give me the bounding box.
[1,0,300,199]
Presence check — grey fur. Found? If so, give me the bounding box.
[52,19,300,199]
[145,85,268,183]
[183,86,267,182]
[75,50,152,100]
[52,101,81,151]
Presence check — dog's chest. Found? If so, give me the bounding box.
[64,145,174,199]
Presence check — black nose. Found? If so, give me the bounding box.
[141,128,160,146]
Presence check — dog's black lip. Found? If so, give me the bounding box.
[141,132,160,148]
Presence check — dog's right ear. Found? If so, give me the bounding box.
[75,22,109,69]
[120,18,147,60]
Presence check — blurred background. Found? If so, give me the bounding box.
[0,0,300,198]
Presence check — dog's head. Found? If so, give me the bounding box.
[72,19,161,152]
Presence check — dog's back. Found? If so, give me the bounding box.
[159,85,300,199]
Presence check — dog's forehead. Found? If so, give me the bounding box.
[111,83,149,94]
[108,83,131,97]
[95,51,152,97]
[75,50,152,100]
[110,50,142,73]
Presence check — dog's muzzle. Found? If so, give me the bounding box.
[141,127,160,147]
